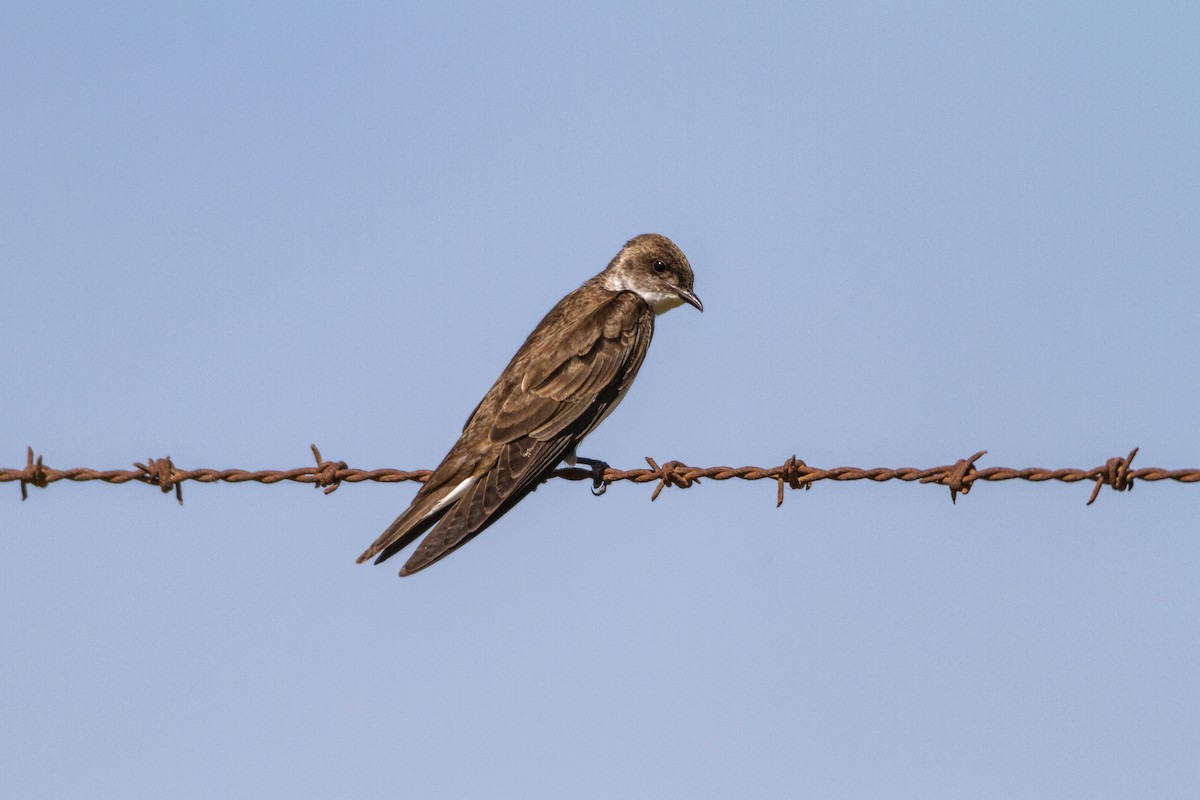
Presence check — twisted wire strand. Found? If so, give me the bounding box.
[3,445,1195,506]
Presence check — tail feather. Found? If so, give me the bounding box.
[357,505,448,565]
[398,469,540,576]
[396,434,577,575]
[356,472,478,565]
[356,497,448,565]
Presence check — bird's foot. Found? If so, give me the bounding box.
[574,457,611,496]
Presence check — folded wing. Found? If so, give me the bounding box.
[395,290,654,575]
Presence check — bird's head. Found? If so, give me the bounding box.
[603,233,702,315]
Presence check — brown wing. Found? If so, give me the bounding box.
[396,290,654,575]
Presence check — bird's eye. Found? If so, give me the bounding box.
[652,260,667,274]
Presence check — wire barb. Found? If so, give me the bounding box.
[133,456,183,505]
[930,450,987,504]
[645,457,701,501]
[775,455,813,508]
[1087,447,1139,506]
[310,444,348,495]
[19,447,48,501]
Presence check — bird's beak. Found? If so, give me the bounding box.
[677,287,704,312]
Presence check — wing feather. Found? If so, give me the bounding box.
[491,294,648,442]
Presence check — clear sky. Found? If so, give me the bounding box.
[3,2,1198,797]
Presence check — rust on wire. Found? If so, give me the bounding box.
[20,447,48,501]
[645,457,700,501]
[310,444,348,495]
[133,456,183,505]
[921,450,988,504]
[3,445,1198,506]
[775,455,813,508]
[1087,447,1138,506]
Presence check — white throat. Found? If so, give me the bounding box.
[603,272,684,315]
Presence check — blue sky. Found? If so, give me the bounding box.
[3,2,1198,797]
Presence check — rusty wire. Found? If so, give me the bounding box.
[2,445,1198,507]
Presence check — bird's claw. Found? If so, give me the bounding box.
[574,457,610,496]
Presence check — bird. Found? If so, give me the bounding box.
[357,233,702,576]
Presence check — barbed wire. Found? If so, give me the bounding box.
[3,445,1197,508]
